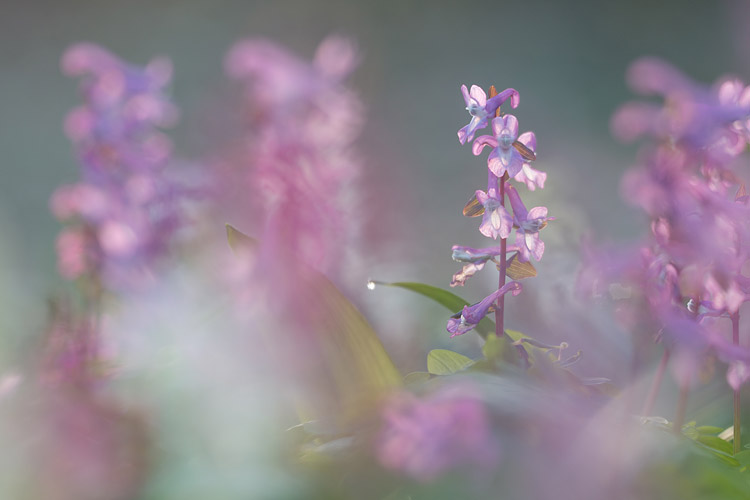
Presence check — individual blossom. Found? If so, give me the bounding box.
[450,244,519,287]
[447,282,522,337]
[472,115,534,179]
[512,131,546,190]
[457,84,519,144]
[375,384,498,482]
[507,185,553,262]
[475,175,512,239]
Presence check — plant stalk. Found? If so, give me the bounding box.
[489,85,507,339]
[732,311,741,454]
[674,383,689,436]
[642,348,670,416]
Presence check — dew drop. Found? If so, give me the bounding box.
[366,280,376,290]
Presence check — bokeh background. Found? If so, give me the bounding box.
[3,0,750,448]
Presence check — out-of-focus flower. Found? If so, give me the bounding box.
[225,36,363,275]
[447,282,522,337]
[375,384,498,482]
[611,57,750,156]
[507,185,553,262]
[472,115,531,179]
[457,84,519,144]
[53,44,186,290]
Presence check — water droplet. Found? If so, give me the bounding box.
[366,280,376,290]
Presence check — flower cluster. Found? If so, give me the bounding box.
[51,43,184,290]
[225,36,362,275]
[583,58,750,390]
[448,85,552,337]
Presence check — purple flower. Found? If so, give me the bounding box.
[472,115,531,178]
[475,185,513,240]
[375,385,498,482]
[54,44,187,290]
[512,131,546,190]
[457,85,519,144]
[507,185,553,262]
[611,57,750,155]
[447,281,522,337]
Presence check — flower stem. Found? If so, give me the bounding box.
[496,173,507,338]
[732,311,741,454]
[642,348,670,416]
[489,85,507,339]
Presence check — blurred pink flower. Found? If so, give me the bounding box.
[375,385,498,482]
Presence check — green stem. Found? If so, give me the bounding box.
[642,348,670,416]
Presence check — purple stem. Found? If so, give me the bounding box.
[732,311,741,454]
[496,173,507,338]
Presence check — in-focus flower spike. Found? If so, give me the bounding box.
[447,281,522,337]
[507,185,554,262]
[472,115,531,178]
[457,84,519,145]
[512,131,546,190]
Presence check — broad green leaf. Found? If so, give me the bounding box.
[697,435,735,456]
[427,349,474,375]
[733,450,750,466]
[226,225,401,429]
[697,426,725,435]
[374,281,495,338]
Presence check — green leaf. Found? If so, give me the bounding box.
[696,435,735,456]
[427,349,474,375]
[482,333,504,361]
[225,225,402,429]
[403,371,431,385]
[373,281,495,338]
[697,426,725,435]
[733,450,750,466]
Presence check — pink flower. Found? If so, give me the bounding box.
[375,385,498,482]
[507,185,553,262]
[472,115,533,179]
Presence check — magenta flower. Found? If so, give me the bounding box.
[457,84,519,144]
[512,131,546,190]
[447,281,522,337]
[507,185,553,262]
[472,115,531,178]
[375,385,498,482]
